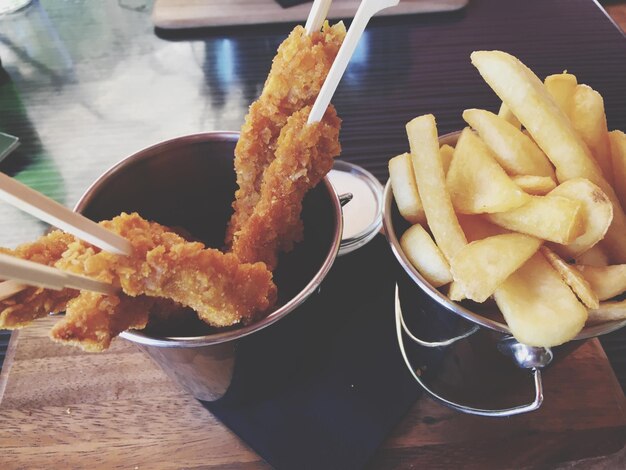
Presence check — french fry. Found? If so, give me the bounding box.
[471,50,626,263]
[576,264,626,301]
[439,144,454,176]
[610,130,626,210]
[493,252,587,347]
[575,244,610,267]
[512,175,556,195]
[451,233,542,303]
[400,224,452,288]
[548,178,613,258]
[406,115,467,261]
[457,214,508,242]
[544,72,577,118]
[446,128,531,214]
[448,281,465,301]
[462,108,555,179]
[571,84,613,185]
[388,153,425,224]
[587,300,626,324]
[497,102,521,129]
[486,195,584,244]
[540,247,599,309]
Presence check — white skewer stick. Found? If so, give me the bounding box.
[0,172,132,256]
[305,0,333,35]
[0,253,116,296]
[308,0,399,124]
[0,280,27,301]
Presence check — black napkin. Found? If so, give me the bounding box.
[201,236,421,470]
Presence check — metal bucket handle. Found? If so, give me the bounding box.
[395,284,546,417]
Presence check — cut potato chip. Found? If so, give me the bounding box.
[451,233,542,303]
[548,178,613,258]
[439,144,454,176]
[544,73,577,118]
[610,130,626,210]
[457,214,508,242]
[576,264,626,301]
[446,128,530,214]
[575,244,610,267]
[389,152,425,224]
[448,281,465,301]
[462,108,555,179]
[493,252,587,347]
[406,115,467,262]
[470,50,626,263]
[497,102,521,129]
[587,300,626,324]
[400,224,452,288]
[540,246,599,309]
[512,175,557,195]
[571,84,613,185]
[486,195,584,244]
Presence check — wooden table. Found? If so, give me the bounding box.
[2,0,626,468]
[1,319,626,469]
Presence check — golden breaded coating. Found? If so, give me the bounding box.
[226,22,345,246]
[0,231,78,329]
[56,212,277,327]
[50,292,152,352]
[0,286,76,329]
[231,105,341,269]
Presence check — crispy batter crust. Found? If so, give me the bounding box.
[226,22,345,247]
[55,213,277,327]
[231,105,341,269]
[0,231,77,329]
[50,292,152,352]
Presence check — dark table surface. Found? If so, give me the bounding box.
[1,0,626,386]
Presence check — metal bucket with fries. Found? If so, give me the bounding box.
[383,127,626,417]
[382,50,626,417]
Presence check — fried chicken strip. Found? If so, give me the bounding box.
[55,212,277,327]
[226,22,346,247]
[0,231,77,329]
[231,105,341,269]
[50,292,153,352]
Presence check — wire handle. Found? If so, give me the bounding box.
[395,284,544,417]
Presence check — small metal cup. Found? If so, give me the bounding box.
[75,132,342,402]
[383,131,626,416]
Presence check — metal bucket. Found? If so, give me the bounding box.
[75,132,343,403]
[382,131,626,417]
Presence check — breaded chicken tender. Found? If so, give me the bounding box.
[231,105,341,269]
[50,292,153,352]
[56,212,277,327]
[0,231,77,328]
[226,22,345,247]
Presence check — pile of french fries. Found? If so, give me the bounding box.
[389,50,626,348]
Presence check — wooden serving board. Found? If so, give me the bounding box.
[1,318,626,468]
[152,0,469,30]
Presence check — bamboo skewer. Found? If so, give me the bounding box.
[305,0,333,34]
[0,172,132,256]
[0,253,115,296]
[0,280,27,302]
[308,0,400,124]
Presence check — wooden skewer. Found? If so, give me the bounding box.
[0,253,115,296]
[308,0,400,124]
[0,172,132,256]
[305,0,333,35]
[0,280,27,302]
